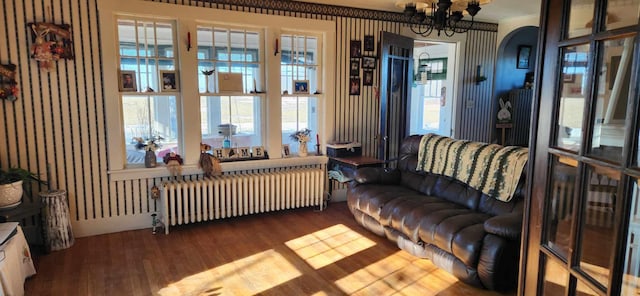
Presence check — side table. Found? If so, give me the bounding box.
[0,202,44,250]
[326,156,385,207]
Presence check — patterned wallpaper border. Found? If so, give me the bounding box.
[159,0,498,32]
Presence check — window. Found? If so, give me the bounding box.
[197,25,264,150]
[281,33,320,154]
[103,4,335,174]
[117,18,180,165]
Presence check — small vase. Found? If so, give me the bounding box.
[299,141,308,157]
[144,150,157,168]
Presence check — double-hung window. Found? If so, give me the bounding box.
[281,33,320,154]
[197,25,264,150]
[117,19,180,165]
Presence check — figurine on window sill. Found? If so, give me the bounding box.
[163,152,183,179]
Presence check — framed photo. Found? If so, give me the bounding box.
[349,77,360,95]
[364,35,375,52]
[350,40,361,58]
[362,56,376,69]
[119,70,137,91]
[293,80,309,94]
[160,70,179,91]
[363,70,374,86]
[350,60,360,76]
[517,45,531,69]
[282,144,291,157]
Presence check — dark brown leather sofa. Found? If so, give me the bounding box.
[347,135,526,291]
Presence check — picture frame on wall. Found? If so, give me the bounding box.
[119,70,137,91]
[350,60,360,76]
[349,77,360,95]
[293,80,309,94]
[362,56,376,69]
[160,70,179,91]
[517,45,531,69]
[364,35,375,51]
[350,40,362,58]
[363,70,374,86]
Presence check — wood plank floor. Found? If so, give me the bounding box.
[25,202,516,296]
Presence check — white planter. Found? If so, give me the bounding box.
[0,180,23,208]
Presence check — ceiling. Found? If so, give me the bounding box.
[293,0,542,23]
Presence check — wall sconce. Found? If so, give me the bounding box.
[475,65,487,85]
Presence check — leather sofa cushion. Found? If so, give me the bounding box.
[347,184,418,221]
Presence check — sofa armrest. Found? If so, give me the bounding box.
[353,167,401,185]
[484,212,522,240]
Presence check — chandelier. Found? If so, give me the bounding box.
[397,0,491,37]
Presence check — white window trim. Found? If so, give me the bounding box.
[98,0,335,179]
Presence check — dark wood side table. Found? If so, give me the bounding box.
[327,156,385,206]
[0,202,45,251]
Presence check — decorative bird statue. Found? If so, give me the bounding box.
[201,69,215,76]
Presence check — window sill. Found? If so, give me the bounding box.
[108,155,328,181]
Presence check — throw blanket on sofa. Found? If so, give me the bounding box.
[416,133,528,202]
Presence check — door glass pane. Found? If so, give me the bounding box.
[544,155,578,259]
[576,279,600,295]
[568,0,595,38]
[541,257,569,296]
[556,44,590,151]
[589,36,635,163]
[578,165,620,288]
[622,179,640,296]
[606,0,640,31]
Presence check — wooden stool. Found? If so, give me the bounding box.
[40,190,74,251]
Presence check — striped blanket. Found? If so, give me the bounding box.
[416,134,528,202]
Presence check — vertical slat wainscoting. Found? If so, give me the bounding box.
[1,0,499,237]
[457,30,498,142]
[0,0,109,235]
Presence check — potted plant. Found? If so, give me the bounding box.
[0,168,48,208]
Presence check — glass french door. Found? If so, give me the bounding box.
[523,0,640,295]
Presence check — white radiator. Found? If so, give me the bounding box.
[161,168,325,234]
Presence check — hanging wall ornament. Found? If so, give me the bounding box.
[0,64,19,101]
[28,22,74,71]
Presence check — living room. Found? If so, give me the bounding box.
[4,0,636,295]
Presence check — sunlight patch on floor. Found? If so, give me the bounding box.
[285,224,376,269]
[157,249,302,296]
[335,250,458,295]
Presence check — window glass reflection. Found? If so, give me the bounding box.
[578,165,620,288]
[544,155,578,259]
[622,179,640,296]
[606,0,640,31]
[567,0,595,38]
[589,36,635,163]
[542,257,569,296]
[555,44,590,152]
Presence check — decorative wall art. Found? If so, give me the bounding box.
[362,56,376,69]
[350,60,360,76]
[350,40,361,58]
[28,22,74,71]
[363,70,374,86]
[0,63,19,101]
[349,77,360,95]
[364,35,375,52]
[516,45,531,69]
